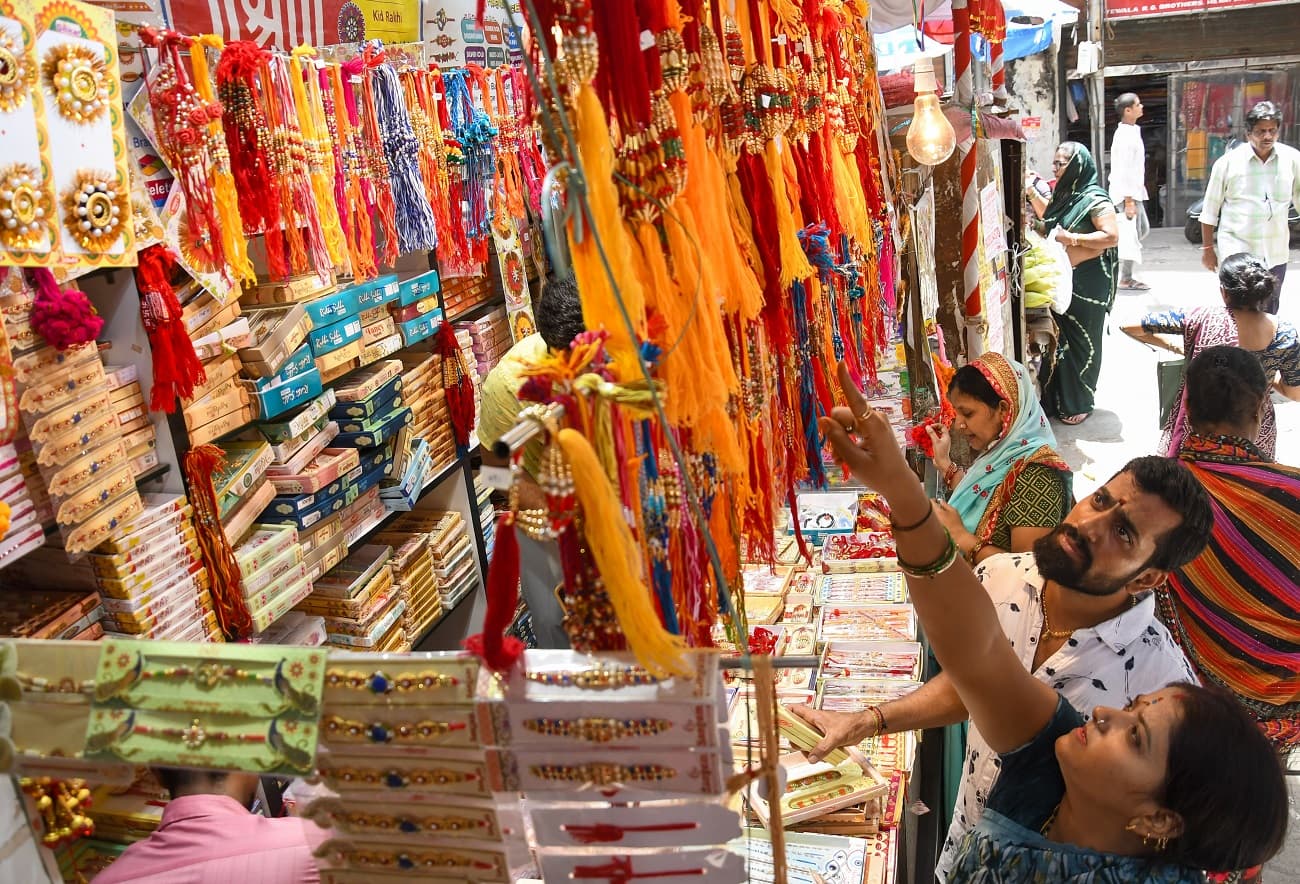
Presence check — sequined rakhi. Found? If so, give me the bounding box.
[216,41,289,279]
[139,29,226,276]
[365,45,436,254]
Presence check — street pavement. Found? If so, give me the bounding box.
[1047,227,1300,878]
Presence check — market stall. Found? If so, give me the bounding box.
[0,0,986,879]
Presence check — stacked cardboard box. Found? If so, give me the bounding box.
[0,442,46,567]
[474,473,497,560]
[371,532,442,642]
[388,269,442,348]
[104,366,159,477]
[297,544,407,651]
[385,509,479,611]
[440,273,493,319]
[86,494,221,642]
[456,307,512,379]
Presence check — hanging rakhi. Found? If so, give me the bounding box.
[266,54,331,278]
[216,41,289,279]
[0,30,35,113]
[134,244,205,411]
[443,68,496,260]
[289,48,349,273]
[366,46,436,254]
[27,268,103,351]
[398,67,440,208]
[325,63,378,280]
[189,35,255,286]
[433,70,474,274]
[345,54,400,268]
[139,29,226,275]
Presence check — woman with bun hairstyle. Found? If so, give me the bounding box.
[1123,252,1300,457]
[1159,346,1300,754]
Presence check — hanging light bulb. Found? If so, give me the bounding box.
[906,57,957,166]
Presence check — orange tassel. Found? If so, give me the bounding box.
[766,141,814,287]
[568,85,647,375]
[183,445,253,639]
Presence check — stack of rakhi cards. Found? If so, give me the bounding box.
[370,532,442,641]
[88,494,221,642]
[456,308,511,378]
[240,345,323,423]
[212,439,275,546]
[237,303,313,381]
[233,521,315,635]
[397,351,455,474]
[15,336,143,555]
[0,585,104,640]
[299,283,364,382]
[389,268,443,348]
[14,440,54,527]
[454,325,484,417]
[299,544,408,652]
[0,443,46,566]
[297,514,348,583]
[250,610,327,647]
[104,366,159,477]
[423,511,480,608]
[181,331,250,448]
[474,475,496,559]
[380,434,430,511]
[439,273,491,318]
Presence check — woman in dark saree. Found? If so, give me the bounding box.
[1027,142,1120,425]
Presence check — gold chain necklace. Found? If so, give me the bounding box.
[1040,591,1074,640]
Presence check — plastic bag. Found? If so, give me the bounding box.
[1022,228,1073,313]
[1044,227,1074,314]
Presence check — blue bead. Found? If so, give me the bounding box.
[397,854,414,870]
[399,819,417,833]
[384,772,405,788]
[368,724,389,742]
[368,672,390,694]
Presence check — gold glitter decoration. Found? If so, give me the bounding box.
[0,30,36,113]
[41,43,110,125]
[0,163,51,252]
[61,170,126,252]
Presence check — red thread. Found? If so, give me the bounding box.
[28,269,103,351]
[463,511,525,672]
[133,245,205,412]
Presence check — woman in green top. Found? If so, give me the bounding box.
[926,352,1072,564]
[1027,142,1120,426]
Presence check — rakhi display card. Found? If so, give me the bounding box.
[737,830,870,884]
[32,0,136,273]
[0,0,58,265]
[503,649,721,704]
[526,800,741,849]
[539,848,745,884]
[89,639,326,718]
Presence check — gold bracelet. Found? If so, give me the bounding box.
[334,847,498,873]
[335,808,494,837]
[521,716,674,743]
[322,714,468,744]
[524,664,662,691]
[324,669,459,695]
[17,673,95,695]
[322,765,483,790]
[530,763,676,785]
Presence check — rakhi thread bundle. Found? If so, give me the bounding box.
[133,244,204,411]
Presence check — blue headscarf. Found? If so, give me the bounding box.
[948,353,1069,538]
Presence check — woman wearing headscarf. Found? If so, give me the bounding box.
[924,353,1072,563]
[1158,346,1300,756]
[1026,142,1120,425]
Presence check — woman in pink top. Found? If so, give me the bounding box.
[93,768,326,884]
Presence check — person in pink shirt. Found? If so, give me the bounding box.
[93,768,327,884]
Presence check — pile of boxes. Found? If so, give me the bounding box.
[105,366,160,477]
[371,532,442,643]
[297,543,409,652]
[456,307,512,379]
[0,443,46,566]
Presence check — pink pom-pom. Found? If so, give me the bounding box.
[29,269,104,351]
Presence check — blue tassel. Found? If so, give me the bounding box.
[791,280,827,488]
[637,423,679,634]
[370,54,438,253]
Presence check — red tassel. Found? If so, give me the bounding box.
[28,269,103,350]
[434,321,475,448]
[134,245,206,412]
[464,512,525,672]
[184,444,254,640]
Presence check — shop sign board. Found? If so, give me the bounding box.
[164,0,420,48]
[421,0,523,69]
[1106,0,1297,20]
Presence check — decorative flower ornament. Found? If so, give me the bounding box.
[61,170,127,252]
[0,164,51,251]
[0,30,36,113]
[41,44,110,124]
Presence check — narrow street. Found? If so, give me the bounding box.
[1051,227,1300,878]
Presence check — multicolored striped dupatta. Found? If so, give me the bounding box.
[1158,434,1300,751]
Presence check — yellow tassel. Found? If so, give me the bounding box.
[830,142,872,250]
[568,86,647,377]
[765,141,814,287]
[191,35,255,286]
[290,49,349,271]
[557,428,690,678]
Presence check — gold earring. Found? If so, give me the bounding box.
[1156,836,1168,852]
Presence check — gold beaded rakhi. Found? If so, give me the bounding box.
[0,163,53,253]
[332,807,496,838]
[321,764,485,792]
[524,664,662,691]
[0,30,35,113]
[321,714,468,745]
[41,43,110,125]
[324,668,458,695]
[530,763,676,786]
[94,653,319,717]
[61,170,127,253]
[331,845,501,875]
[521,716,674,744]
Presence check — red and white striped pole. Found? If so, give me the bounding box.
[991,41,1008,101]
[952,0,982,350]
